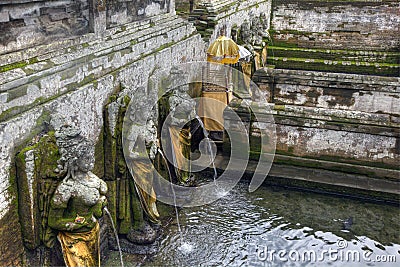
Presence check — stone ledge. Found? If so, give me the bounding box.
[0,12,176,65]
[254,68,400,89]
[202,154,400,201]
[268,164,400,195]
[275,105,398,128]
[0,17,192,89]
[0,18,199,120]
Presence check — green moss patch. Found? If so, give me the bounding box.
[0,57,38,73]
[267,46,400,64]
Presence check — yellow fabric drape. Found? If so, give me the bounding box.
[261,46,268,67]
[57,222,100,267]
[207,36,240,64]
[131,159,160,224]
[198,91,229,131]
[169,127,191,183]
[241,61,252,92]
[254,51,262,70]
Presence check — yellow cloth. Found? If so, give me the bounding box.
[57,222,100,267]
[241,61,252,92]
[262,46,268,67]
[207,36,240,64]
[198,91,230,131]
[254,51,262,70]
[169,127,191,183]
[131,159,160,223]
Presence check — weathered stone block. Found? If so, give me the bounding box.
[271,0,400,51]
[9,6,40,20]
[15,148,40,250]
[49,12,71,21]
[0,93,8,103]
[0,11,10,23]
[40,7,66,16]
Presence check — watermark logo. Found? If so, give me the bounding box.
[248,238,398,265]
[122,62,276,207]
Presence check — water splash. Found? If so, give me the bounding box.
[195,116,228,197]
[158,148,183,243]
[178,242,194,254]
[158,148,197,256]
[104,207,124,267]
[195,116,218,181]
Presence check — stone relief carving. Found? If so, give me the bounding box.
[239,13,270,49]
[0,1,90,50]
[106,0,170,27]
[47,124,108,267]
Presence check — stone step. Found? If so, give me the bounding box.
[267,46,400,65]
[257,67,400,87]
[0,12,176,66]
[274,105,399,128]
[0,17,196,91]
[266,56,399,77]
[0,20,201,116]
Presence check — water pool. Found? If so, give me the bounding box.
[107,182,400,266]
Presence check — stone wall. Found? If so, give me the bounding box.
[189,0,272,43]
[257,68,400,116]
[0,0,178,56]
[249,68,399,196]
[271,0,400,51]
[106,0,173,28]
[0,0,91,55]
[1,0,399,264]
[175,0,201,18]
[0,5,205,264]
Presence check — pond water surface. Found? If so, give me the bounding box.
[107,181,400,266]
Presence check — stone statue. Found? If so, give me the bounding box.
[127,101,161,224]
[125,93,161,244]
[167,67,196,184]
[240,20,252,45]
[47,125,107,267]
[239,15,271,72]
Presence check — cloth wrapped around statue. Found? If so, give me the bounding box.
[168,90,195,184]
[48,171,107,267]
[127,123,161,225]
[168,126,191,183]
[47,124,108,267]
[131,155,160,224]
[57,222,100,267]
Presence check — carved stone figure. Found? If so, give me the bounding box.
[167,67,196,184]
[127,104,161,224]
[238,15,271,72]
[240,20,252,45]
[47,125,108,267]
[125,92,161,244]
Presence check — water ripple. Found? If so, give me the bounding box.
[143,182,400,266]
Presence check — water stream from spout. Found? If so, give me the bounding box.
[195,116,218,181]
[104,207,124,267]
[157,149,182,239]
[152,115,222,253]
[158,148,193,253]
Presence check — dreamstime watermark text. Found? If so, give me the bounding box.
[248,239,397,265]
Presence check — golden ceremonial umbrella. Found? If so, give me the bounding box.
[207,36,240,64]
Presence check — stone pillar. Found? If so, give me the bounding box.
[169,0,176,15]
[90,0,107,37]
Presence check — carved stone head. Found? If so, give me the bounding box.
[54,124,95,179]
